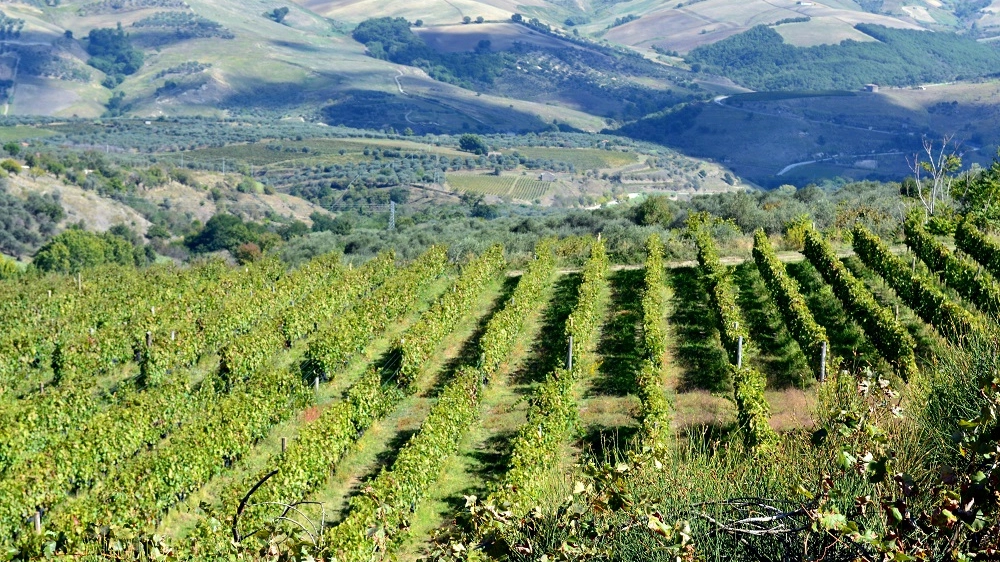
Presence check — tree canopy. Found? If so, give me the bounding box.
[32,229,141,274]
[459,134,488,155]
[86,24,144,84]
[686,24,1000,91]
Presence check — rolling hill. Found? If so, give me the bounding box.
[0,0,996,188]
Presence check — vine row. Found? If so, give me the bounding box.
[853,225,985,344]
[396,244,506,387]
[752,229,831,380]
[319,241,557,560]
[955,216,1000,280]
[485,238,609,517]
[637,234,671,448]
[693,224,775,449]
[906,213,1000,319]
[303,246,449,381]
[803,228,919,381]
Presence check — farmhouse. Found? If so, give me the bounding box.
[539,172,557,182]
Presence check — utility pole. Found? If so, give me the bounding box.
[388,200,396,230]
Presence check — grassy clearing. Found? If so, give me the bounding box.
[0,126,57,142]
[578,268,644,456]
[775,17,878,47]
[666,266,730,393]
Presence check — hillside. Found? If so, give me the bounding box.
[1,178,1000,559]
[0,0,997,195]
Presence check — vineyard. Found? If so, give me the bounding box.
[445,174,553,200]
[0,214,998,560]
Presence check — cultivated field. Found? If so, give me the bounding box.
[511,146,640,169]
[1,207,994,559]
[599,0,923,53]
[414,22,574,52]
[446,173,553,199]
[291,0,533,25]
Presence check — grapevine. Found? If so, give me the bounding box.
[853,224,986,344]
[753,229,832,380]
[803,228,919,381]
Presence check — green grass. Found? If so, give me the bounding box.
[511,147,638,170]
[0,126,57,142]
[666,266,730,393]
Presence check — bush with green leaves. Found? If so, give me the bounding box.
[32,229,142,274]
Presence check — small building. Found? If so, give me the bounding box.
[539,172,557,182]
[487,151,503,158]
[863,84,879,93]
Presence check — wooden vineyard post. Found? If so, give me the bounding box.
[566,336,574,372]
[737,336,744,369]
[895,304,899,320]
[281,437,287,453]
[912,256,916,273]
[146,331,152,348]
[33,511,41,535]
[820,341,827,383]
[314,377,320,393]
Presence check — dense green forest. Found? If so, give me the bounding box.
[686,25,1000,90]
[353,17,512,89]
[85,24,144,88]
